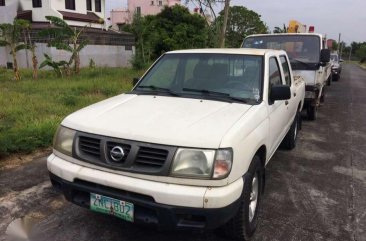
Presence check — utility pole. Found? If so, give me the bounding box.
[349,46,352,61]
[340,42,344,60]
[337,33,341,54]
[219,0,230,48]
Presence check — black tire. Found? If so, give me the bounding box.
[327,76,331,86]
[282,112,299,150]
[333,74,340,82]
[223,156,264,241]
[307,105,317,121]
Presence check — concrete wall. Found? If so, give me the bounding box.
[0,43,135,68]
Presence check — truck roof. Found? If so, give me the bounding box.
[246,33,324,38]
[166,48,284,56]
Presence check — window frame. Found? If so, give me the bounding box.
[95,0,101,12]
[86,0,92,11]
[0,0,5,6]
[65,0,76,10]
[136,6,141,16]
[32,0,42,8]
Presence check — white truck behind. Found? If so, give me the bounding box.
[242,33,331,120]
[48,49,305,240]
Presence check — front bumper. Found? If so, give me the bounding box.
[47,154,244,230]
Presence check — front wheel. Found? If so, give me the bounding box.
[223,156,263,241]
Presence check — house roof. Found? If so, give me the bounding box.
[58,11,104,24]
[16,10,32,21]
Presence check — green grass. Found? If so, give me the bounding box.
[0,67,145,158]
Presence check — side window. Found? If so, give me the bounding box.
[269,57,283,87]
[280,56,291,86]
[268,57,283,103]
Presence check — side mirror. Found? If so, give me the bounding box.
[133,77,139,86]
[340,59,344,63]
[270,85,291,102]
[320,49,331,63]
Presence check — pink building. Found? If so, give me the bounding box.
[110,0,181,29]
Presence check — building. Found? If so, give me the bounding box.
[0,0,135,68]
[110,0,181,30]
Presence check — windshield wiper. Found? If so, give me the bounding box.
[182,88,229,97]
[182,88,248,103]
[136,85,180,96]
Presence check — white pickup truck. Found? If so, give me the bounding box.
[48,49,305,240]
[243,33,331,120]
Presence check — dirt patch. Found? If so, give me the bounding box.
[0,148,52,171]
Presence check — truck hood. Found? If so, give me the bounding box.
[62,94,252,148]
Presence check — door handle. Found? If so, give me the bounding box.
[294,93,297,97]
[285,100,289,105]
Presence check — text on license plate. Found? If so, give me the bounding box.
[90,193,134,222]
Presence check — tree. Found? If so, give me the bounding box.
[39,16,88,74]
[23,22,39,79]
[273,24,287,33]
[123,5,208,67]
[356,44,366,63]
[0,19,30,80]
[216,6,268,48]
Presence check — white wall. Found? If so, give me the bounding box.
[0,0,18,23]
[0,43,134,68]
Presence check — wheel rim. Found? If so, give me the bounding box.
[249,172,259,222]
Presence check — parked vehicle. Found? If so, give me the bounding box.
[48,49,305,240]
[242,33,331,120]
[330,53,343,81]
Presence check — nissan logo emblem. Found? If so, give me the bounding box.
[110,146,125,162]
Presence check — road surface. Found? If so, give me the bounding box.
[1,63,365,241]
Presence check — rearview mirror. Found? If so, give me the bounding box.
[133,77,139,86]
[320,49,331,63]
[270,85,291,102]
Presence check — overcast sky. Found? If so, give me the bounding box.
[106,0,366,44]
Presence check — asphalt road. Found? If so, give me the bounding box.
[1,63,365,241]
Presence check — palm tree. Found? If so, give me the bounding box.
[273,24,288,33]
[0,19,30,80]
[39,16,88,75]
[23,22,39,79]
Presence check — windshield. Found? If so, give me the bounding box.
[243,35,321,70]
[134,53,263,104]
[331,54,338,62]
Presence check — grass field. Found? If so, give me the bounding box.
[0,67,145,158]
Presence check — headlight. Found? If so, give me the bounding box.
[53,126,76,156]
[170,148,232,179]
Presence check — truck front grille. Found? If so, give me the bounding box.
[79,136,101,158]
[135,147,169,168]
[74,132,176,176]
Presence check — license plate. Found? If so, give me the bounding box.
[90,193,134,222]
